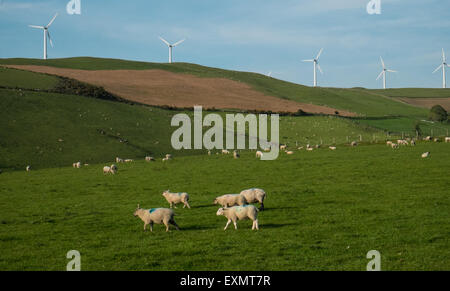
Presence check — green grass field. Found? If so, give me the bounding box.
[0,142,448,270]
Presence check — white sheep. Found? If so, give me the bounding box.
[233,150,240,159]
[240,188,266,211]
[116,157,124,163]
[410,140,416,146]
[329,146,337,150]
[145,156,155,162]
[425,136,432,141]
[72,162,81,168]
[386,141,393,146]
[280,144,287,150]
[214,194,247,207]
[165,154,172,160]
[391,143,399,149]
[422,152,430,158]
[222,149,230,155]
[103,164,118,174]
[124,159,134,163]
[256,151,263,158]
[134,205,180,232]
[351,141,358,147]
[445,137,450,143]
[306,147,314,151]
[162,190,191,209]
[216,205,259,230]
[26,165,31,172]
[285,151,294,155]
[434,138,440,143]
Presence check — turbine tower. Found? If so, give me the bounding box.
[159,36,185,63]
[302,48,324,87]
[433,48,449,88]
[29,13,58,60]
[376,57,397,89]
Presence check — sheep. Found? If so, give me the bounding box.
[222,149,230,155]
[72,162,81,168]
[233,150,240,159]
[398,140,408,146]
[391,143,399,149]
[133,204,180,232]
[329,146,337,150]
[434,138,440,143]
[280,144,287,150]
[162,190,191,209]
[263,147,271,152]
[216,205,259,230]
[240,188,266,211]
[103,164,118,174]
[124,159,134,163]
[256,151,263,158]
[351,141,358,147]
[422,152,430,158]
[410,140,416,146]
[315,144,321,149]
[116,157,124,163]
[145,156,155,162]
[386,141,393,146]
[306,147,314,151]
[214,194,247,207]
[165,154,172,160]
[445,137,450,143]
[298,147,304,150]
[26,165,31,172]
[425,136,432,141]
[285,151,294,155]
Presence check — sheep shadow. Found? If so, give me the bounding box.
[180,225,217,231]
[261,223,297,229]
[259,206,299,212]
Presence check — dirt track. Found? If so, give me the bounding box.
[397,97,450,111]
[6,65,355,116]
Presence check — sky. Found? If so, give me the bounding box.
[0,0,449,89]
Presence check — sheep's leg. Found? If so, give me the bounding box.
[233,220,238,230]
[185,201,191,209]
[259,202,265,211]
[224,219,231,230]
[150,222,153,232]
[164,220,170,232]
[144,223,148,231]
[169,202,173,209]
[170,219,180,231]
[255,219,259,230]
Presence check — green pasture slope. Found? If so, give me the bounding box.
[0,143,449,270]
[2,57,449,135]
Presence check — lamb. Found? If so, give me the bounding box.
[280,144,287,150]
[256,151,263,158]
[240,188,266,211]
[145,156,155,162]
[216,205,259,230]
[222,149,230,155]
[233,150,240,159]
[162,190,191,209]
[214,194,247,207]
[329,146,337,150]
[72,162,81,168]
[103,164,118,174]
[134,205,180,232]
[445,137,450,143]
[421,152,430,158]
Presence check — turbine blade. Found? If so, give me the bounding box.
[316,48,323,60]
[433,64,443,73]
[376,71,384,80]
[443,48,446,63]
[387,69,397,73]
[29,25,44,29]
[47,13,58,27]
[317,64,323,74]
[47,31,53,48]
[302,59,314,62]
[172,39,185,47]
[380,56,385,69]
[159,36,170,46]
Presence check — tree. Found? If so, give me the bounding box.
[429,105,448,122]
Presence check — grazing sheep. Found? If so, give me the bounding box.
[72,162,81,168]
[103,164,118,174]
[280,144,287,150]
[256,151,263,158]
[162,190,191,209]
[285,151,294,155]
[233,150,240,159]
[214,194,247,207]
[216,205,259,230]
[240,188,266,211]
[410,140,416,146]
[145,156,155,162]
[351,141,358,147]
[116,157,124,163]
[391,143,399,149]
[26,165,31,172]
[434,138,440,143]
[306,147,314,151]
[425,136,432,141]
[134,205,180,232]
[124,159,134,163]
[445,137,450,143]
[422,152,430,158]
[222,149,230,155]
[329,146,337,151]
[398,140,408,146]
[386,141,393,146]
[315,144,321,149]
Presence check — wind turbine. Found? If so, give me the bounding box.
[433,48,449,88]
[376,57,397,89]
[302,48,324,87]
[159,36,185,63]
[29,13,58,60]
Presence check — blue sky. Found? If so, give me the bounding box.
[0,0,449,88]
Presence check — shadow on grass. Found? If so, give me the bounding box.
[261,223,297,229]
[180,225,217,231]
